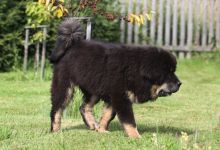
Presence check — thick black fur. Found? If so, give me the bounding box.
[50,18,181,137]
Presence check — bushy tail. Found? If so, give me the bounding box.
[50,18,84,63]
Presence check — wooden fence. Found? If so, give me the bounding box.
[120,0,220,57]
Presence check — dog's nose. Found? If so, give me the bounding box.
[177,81,182,87]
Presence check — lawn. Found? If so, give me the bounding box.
[0,55,220,150]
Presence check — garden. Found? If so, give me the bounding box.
[0,0,220,149]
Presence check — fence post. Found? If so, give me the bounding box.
[150,0,156,44]
[23,28,29,73]
[165,0,171,46]
[194,0,201,46]
[187,0,193,46]
[120,0,126,43]
[157,0,164,46]
[216,0,220,48]
[40,27,47,80]
[187,0,193,58]
[180,0,186,58]
[127,0,133,44]
[202,0,207,48]
[172,0,178,47]
[134,0,140,44]
[142,0,148,44]
[208,0,214,45]
[86,18,92,40]
[34,42,40,76]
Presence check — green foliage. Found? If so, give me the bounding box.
[26,2,52,27]
[0,0,60,71]
[26,2,53,45]
[92,15,120,42]
[66,0,120,42]
[91,0,120,42]
[38,0,68,18]
[0,0,28,71]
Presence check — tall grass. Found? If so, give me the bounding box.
[64,88,104,119]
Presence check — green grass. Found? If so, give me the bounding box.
[0,56,220,150]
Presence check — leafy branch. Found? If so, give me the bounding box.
[38,0,153,25]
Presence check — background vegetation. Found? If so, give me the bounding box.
[0,0,28,71]
[0,0,120,71]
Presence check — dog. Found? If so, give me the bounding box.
[50,18,181,138]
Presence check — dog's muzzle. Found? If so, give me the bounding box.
[157,81,181,97]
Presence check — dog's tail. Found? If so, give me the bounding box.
[50,18,84,63]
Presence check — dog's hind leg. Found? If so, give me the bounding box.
[96,102,116,133]
[50,74,74,132]
[79,90,99,130]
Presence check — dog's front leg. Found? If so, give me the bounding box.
[111,94,141,138]
[97,102,116,133]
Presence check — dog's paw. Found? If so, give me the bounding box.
[96,127,110,133]
[88,122,99,130]
[128,134,141,139]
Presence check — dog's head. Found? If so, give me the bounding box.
[150,70,181,99]
[139,48,181,101]
[156,74,181,97]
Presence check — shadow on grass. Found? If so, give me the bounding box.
[63,121,193,136]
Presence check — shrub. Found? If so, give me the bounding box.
[0,0,28,71]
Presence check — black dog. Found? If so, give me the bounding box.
[50,18,181,138]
